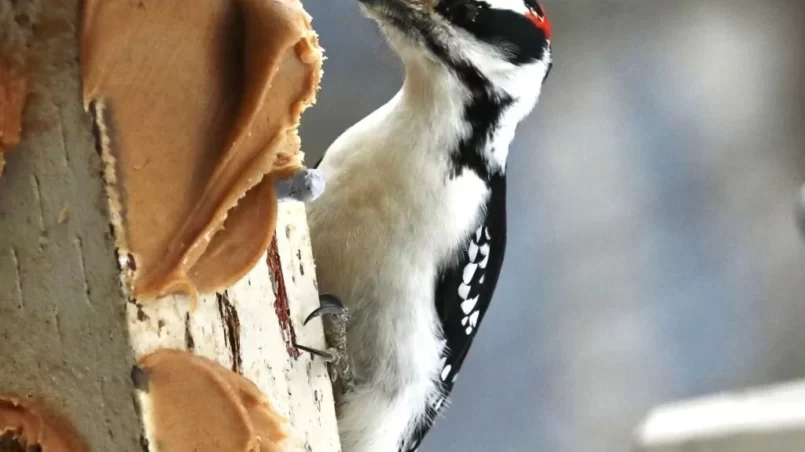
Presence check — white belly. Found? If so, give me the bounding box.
[304,92,489,451]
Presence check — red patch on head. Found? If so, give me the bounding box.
[525,4,552,40]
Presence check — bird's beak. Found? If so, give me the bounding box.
[357,0,439,39]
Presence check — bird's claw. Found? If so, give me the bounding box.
[294,343,337,362]
[303,293,347,325]
[295,294,354,391]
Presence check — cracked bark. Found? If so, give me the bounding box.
[0,1,339,450]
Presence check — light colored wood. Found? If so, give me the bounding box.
[635,380,805,452]
[0,1,339,450]
[130,202,340,451]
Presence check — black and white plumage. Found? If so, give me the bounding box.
[301,0,553,450]
[405,172,507,451]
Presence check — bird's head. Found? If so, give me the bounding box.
[358,0,553,100]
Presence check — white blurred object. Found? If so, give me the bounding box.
[635,380,805,452]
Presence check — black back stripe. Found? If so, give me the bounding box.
[403,172,508,451]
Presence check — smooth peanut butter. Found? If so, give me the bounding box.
[0,395,89,452]
[80,0,323,301]
[138,349,290,452]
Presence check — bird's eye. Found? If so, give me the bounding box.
[460,3,479,22]
[438,0,489,24]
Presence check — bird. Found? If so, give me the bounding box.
[294,0,554,450]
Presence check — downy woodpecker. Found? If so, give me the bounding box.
[296,0,553,450]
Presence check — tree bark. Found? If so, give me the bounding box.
[0,1,339,450]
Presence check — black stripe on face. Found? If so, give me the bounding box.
[361,0,526,181]
[435,0,550,64]
[420,34,514,182]
[449,88,514,182]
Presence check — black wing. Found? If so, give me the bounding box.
[404,173,508,451]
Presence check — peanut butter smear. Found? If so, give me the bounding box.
[80,0,323,301]
[138,349,290,452]
[0,395,89,452]
[0,64,28,175]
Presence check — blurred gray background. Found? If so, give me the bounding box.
[299,1,805,451]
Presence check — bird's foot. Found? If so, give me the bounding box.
[276,168,326,203]
[295,294,354,393]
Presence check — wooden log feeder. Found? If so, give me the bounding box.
[0,0,340,450]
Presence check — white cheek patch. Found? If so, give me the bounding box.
[484,0,528,15]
